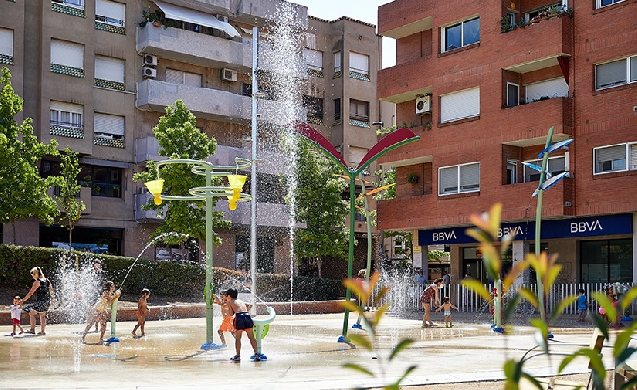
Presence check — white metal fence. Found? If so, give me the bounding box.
[375,281,636,316]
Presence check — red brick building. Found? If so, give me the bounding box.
[376,0,637,284]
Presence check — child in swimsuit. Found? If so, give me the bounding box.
[214,291,235,345]
[435,296,459,328]
[225,288,259,362]
[81,281,120,343]
[132,288,150,337]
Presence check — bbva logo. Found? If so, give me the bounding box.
[432,231,457,241]
[570,220,603,233]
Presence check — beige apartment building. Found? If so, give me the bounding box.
[0,0,390,277]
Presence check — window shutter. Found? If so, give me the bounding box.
[166,68,183,84]
[548,156,565,174]
[51,39,84,69]
[50,101,83,115]
[304,33,316,50]
[0,28,13,57]
[95,56,124,83]
[94,113,125,136]
[183,72,202,87]
[630,57,637,83]
[349,52,369,73]
[439,166,458,194]
[334,51,341,72]
[526,77,569,102]
[440,87,480,123]
[459,163,480,191]
[303,49,322,70]
[596,60,627,89]
[96,0,125,24]
[630,144,637,170]
[597,145,625,163]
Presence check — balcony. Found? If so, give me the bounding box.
[135,136,160,164]
[377,60,433,103]
[137,79,251,122]
[137,24,252,73]
[500,97,573,146]
[232,0,308,29]
[137,79,303,126]
[135,192,165,223]
[498,14,573,72]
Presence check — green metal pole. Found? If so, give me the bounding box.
[204,167,215,346]
[341,174,356,337]
[361,174,372,281]
[535,126,554,322]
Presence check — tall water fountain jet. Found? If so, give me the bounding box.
[257,2,306,312]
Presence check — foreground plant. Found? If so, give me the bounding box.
[341,272,416,389]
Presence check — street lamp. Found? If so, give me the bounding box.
[144,157,251,350]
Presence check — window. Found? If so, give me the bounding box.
[0,28,13,65]
[439,162,480,195]
[349,146,367,167]
[526,77,569,103]
[581,239,632,284]
[440,87,480,123]
[95,0,125,27]
[442,17,480,52]
[50,39,84,74]
[79,165,122,198]
[523,156,565,182]
[94,56,124,90]
[334,51,341,73]
[595,56,636,90]
[166,68,202,87]
[50,101,83,129]
[594,143,637,174]
[303,95,323,121]
[596,0,625,9]
[54,0,84,8]
[349,52,369,79]
[506,82,519,107]
[303,49,323,71]
[334,98,341,121]
[506,160,518,184]
[349,99,369,122]
[94,113,124,140]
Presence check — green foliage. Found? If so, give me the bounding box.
[341,273,417,389]
[0,67,60,239]
[55,147,85,247]
[285,137,349,264]
[0,244,343,301]
[463,203,637,390]
[133,100,227,246]
[373,167,396,200]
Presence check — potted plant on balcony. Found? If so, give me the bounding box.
[141,9,161,27]
[407,172,419,184]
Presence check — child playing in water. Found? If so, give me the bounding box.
[225,288,259,362]
[6,296,24,336]
[214,291,235,346]
[81,281,121,343]
[132,288,150,338]
[435,297,459,328]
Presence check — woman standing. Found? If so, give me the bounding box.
[420,278,443,328]
[22,267,55,335]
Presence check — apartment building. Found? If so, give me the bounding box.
[0,0,388,276]
[376,0,636,284]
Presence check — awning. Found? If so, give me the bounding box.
[153,0,240,38]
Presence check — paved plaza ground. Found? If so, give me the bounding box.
[0,309,619,390]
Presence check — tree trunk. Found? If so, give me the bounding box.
[317,257,322,278]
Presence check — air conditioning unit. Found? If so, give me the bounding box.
[143,54,158,67]
[142,66,157,79]
[221,68,237,82]
[216,14,228,23]
[416,95,432,115]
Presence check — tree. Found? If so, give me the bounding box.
[55,147,85,248]
[0,67,60,243]
[133,100,227,246]
[286,137,349,277]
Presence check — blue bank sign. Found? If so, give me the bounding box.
[418,214,633,246]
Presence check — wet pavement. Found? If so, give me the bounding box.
[0,312,614,389]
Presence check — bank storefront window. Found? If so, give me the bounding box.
[581,239,632,284]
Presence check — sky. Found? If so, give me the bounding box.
[291,0,396,68]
